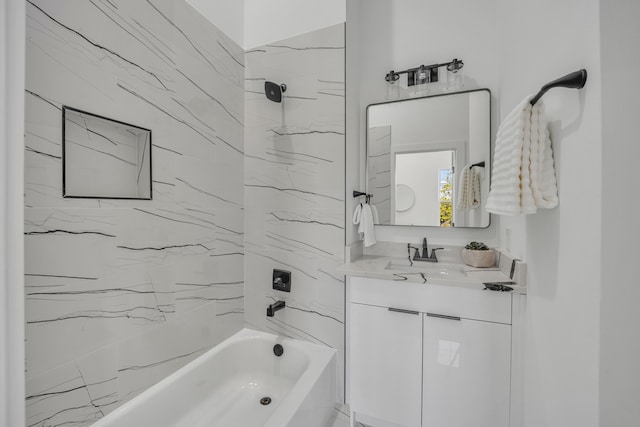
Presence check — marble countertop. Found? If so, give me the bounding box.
[338,249,527,294]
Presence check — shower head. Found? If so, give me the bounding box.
[265,81,287,103]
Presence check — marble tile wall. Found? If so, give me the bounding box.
[367,125,392,224]
[24,0,244,425]
[244,24,346,401]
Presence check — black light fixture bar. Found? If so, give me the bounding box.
[385,58,464,86]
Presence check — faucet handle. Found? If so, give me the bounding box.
[430,248,445,260]
[407,244,420,258]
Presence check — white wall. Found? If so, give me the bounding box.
[244,0,346,49]
[187,0,346,50]
[496,0,602,425]
[599,1,640,425]
[368,94,469,144]
[186,0,244,47]
[348,0,500,247]
[0,0,25,426]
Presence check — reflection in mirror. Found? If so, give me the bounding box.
[63,107,152,199]
[366,89,490,228]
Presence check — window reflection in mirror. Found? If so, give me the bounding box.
[366,89,491,228]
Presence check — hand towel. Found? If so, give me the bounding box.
[470,166,482,208]
[486,95,558,215]
[370,203,380,224]
[352,202,362,227]
[529,105,559,208]
[358,203,376,247]
[456,165,482,211]
[457,166,471,211]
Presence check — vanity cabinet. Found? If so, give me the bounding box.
[349,277,512,427]
[350,303,423,426]
[422,313,511,427]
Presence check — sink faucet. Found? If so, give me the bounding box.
[267,300,286,317]
[410,238,444,263]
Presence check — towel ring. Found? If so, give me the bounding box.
[530,69,587,106]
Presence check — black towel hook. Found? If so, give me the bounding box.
[530,69,587,106]
[353,191,373,204]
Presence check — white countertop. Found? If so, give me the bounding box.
[338,253,527,294]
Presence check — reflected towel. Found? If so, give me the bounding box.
[457,165,482,211]
[353,203,376,247]
[359,203,376,247]
[486,95,558,215]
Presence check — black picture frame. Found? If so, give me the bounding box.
[62,106,153,200]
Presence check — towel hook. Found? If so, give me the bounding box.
[530,69,587,106]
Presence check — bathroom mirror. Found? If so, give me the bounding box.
[63,106,152,199]
[366,89,490,228]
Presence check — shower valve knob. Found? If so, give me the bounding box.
[272,269,291,292]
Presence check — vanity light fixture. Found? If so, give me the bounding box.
[385,58,464,87]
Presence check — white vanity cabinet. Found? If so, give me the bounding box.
[350,303,423,426]
[349,276,513,427]
[422,313,511,427]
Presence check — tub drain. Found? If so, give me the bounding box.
[260,397,272,406]
[273,344,284,357]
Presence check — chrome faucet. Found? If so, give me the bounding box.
[267,300,286,317]
[410,238,444,263]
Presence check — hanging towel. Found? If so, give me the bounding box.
[352,202,362,226]
[456,165,482,211]
[485,95,558,215]
[359,203,376,247]
[470,167,482,208]
[529,104,559,209]
[353,202,376,247]
[370,203,380,224]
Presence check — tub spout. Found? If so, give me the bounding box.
[267,300,286,317]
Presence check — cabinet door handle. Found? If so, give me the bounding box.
[427,312,461,321]
[388,307,420,315]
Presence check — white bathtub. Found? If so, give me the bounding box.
[93,329,337,427]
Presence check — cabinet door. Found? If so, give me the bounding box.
[422,314,511,427]
[350,303,422,427]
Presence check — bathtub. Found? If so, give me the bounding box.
[93,328,337,427]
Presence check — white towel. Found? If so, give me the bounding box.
[370,203,380,224]
[359,203,376,247]
[353,203,376,247]
[456,165,482,210]
[486,95,558,215]
[352,203,362,226]
[529,105,559,208]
